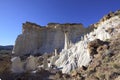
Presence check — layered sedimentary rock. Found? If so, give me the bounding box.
[55,11,120,73]
[13,22,88,55]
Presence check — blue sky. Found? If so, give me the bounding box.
[0,0,120,45]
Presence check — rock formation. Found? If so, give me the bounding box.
[64,31,70,50]
[12,22,88,55]
[1,10,119,80]
[88,39,109,57]
[11,57,24,73]
[55,11,120,73]
[25,55,38,71]
[12,10,120,74]
[50,49,59,67]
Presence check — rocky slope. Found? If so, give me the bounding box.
[55,10,120,74]
[12,22,91,56]
[50,29,120,80]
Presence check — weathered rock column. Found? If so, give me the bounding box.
[54,48,58,56]
[64,31,70,50]
[50,49,59,67]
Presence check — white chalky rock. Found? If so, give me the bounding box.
[64,32,70,50]
[11,57,24,73]
[12,23,86,56]
[26,55,38,71]
[50,49,59,67]
[55,15,120,73]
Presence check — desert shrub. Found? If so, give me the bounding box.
[0,53,11,74]
[103,56,110,63]
[0,60,11,74]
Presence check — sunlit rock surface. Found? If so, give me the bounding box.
[12,23,89,55]
[12,10,120,74]
[55,12,120,73]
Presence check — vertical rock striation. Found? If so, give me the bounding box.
[12,22,88,55]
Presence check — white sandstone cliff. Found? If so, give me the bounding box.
[12,23,88,55]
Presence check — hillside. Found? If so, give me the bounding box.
[49,28,120,80]
[55,10,120,74]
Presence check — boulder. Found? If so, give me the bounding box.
[88,39,104,48]
[11,57,24,73]
[88,39,104,56]
[25,55,38,71]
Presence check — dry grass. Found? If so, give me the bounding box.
[0,54,11,74]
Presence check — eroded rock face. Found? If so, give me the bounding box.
[55,12,120,73]
[12,10,120,74]
[12,22,87,55]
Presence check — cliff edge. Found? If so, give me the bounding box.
[12,22,90,56]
